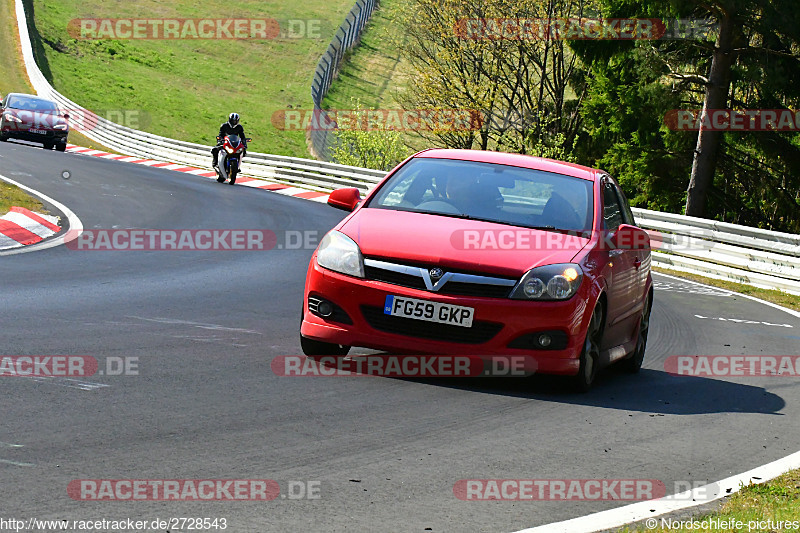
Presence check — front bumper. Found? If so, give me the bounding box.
[301,261,593,376]
[1,124,68,144]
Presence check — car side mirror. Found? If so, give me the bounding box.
[63,113,70,120]
[327,187,361,212]
[611,224,650,250]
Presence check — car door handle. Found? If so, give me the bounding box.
[633,257,642,270]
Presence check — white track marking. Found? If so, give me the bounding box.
[0,174,83,256]
[126,316,262,334]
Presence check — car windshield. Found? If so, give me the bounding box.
[367,158,595,232]
[6,96,59,112]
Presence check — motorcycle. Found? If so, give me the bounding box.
[214,134,251,184]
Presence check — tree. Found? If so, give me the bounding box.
[330,100,408,171]
[397,0,599,156]
[576,0,800,231]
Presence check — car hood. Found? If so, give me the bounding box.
[339,208,590,277]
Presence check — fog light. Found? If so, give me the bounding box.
[317,301,334,317]
[538,334,552,347]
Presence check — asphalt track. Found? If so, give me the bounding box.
[1,139,799,532]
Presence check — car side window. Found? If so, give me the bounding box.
[603,182,624,231]
[613,184,636,226]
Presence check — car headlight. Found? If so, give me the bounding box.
[510,263,583,301]
[3,113,22,123]
[316,230,364,278]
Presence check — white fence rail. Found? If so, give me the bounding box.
[14,0,800,295]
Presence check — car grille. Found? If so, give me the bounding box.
[364,265,427,290]
[364,258,517,299]
[360,305,503,344]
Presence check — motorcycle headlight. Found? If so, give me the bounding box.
[224,145,235,154]
[3,113,22,123]
[316,230,364,278]
[510,263,583,301]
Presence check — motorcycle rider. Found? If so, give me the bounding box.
[212,112,247,169]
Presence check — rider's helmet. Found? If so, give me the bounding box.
[228,113,240,127]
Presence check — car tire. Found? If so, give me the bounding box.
[300,335,350,357]
[572,303,603,392]
[43,142,54,150]
[619,292,651,373]
[56,143,66,152]
[0,135,7,142]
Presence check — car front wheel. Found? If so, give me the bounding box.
[572,303,604,392]
[620,292,651,373]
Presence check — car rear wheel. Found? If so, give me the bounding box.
[620,292,651,373]
[43,142,54,150]
[300,335,350,357]
[572,304,603,392]
[0,135,7,142]
[56,143,66,152]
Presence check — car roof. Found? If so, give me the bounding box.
[413,148,605,181]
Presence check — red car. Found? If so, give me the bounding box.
[300,149,652,390]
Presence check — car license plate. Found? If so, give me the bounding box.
[29,128,48,134]
[383,295,474,328]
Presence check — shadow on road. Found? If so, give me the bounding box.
[392,368,786,415]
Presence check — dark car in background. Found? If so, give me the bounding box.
[0,93,69,151]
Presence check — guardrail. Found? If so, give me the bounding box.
[14,0,800,295]
[632,208,800,295]
[310,0,377,160]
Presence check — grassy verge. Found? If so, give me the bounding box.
[653,267,800,313]
[322,0,425,156]
[27,0,355,157]
[617,469,800,532]
[0,181,45,214]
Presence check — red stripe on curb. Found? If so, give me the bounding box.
[9,206,60,232]
[66,144,338,204]
[0,219,42,245]
[294,191,329,200]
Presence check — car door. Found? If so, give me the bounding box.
[614,183,649,300]
[600,179,640,350]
